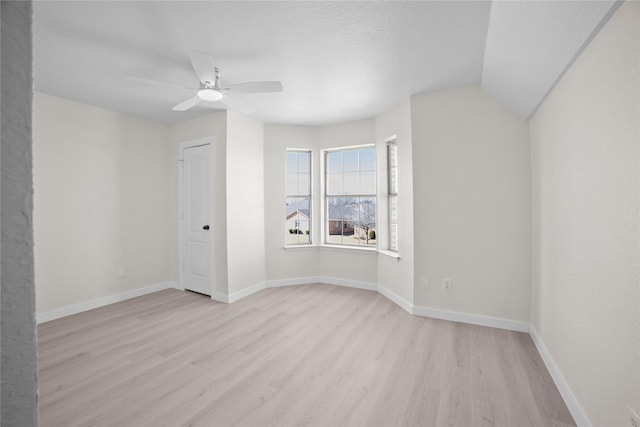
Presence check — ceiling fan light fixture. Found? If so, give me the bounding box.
[197,88,223,102]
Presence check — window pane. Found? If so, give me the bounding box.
[324,147,376,247]
[286,150,311,197]
[327,151,342,173]
[297,172,310,195]
[359,170,376,194]
[327,197,345,244]
[327,172,343,195]
[343,171,358,194]
[297,151,310,173]
[327,197,344,223]
[296,220,310,244]
[356,197,376,246]
[285,197,311,245]
[286,151,297,174]
[286,173,297,195]
[359,197,376,229]
[285,151,311,245]
[343,150,358,172]
[327,196,376,246]
[360,148,376,171]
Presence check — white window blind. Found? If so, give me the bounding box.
[387,140,398,251]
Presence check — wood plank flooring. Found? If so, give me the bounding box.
[37,285,575,427]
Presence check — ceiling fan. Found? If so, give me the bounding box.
[126,51,283,113]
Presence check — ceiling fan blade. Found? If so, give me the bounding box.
[189,51,216,84]
[225,81,283,94]
[125,75,195,90]
[219,95,255,115]
[172,96,202,111]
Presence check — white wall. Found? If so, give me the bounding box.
[225,110,266,294]
[411,86,531,322]
[169,112,228,295]
[375,99,415,304]
[316,120,378,284]
[33,92,171,313]
[264,124,321,280]
[530,1,639,425]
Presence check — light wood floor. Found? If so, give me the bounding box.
[38,285,574,427]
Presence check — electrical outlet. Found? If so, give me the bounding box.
[442,278,452,292]
[629,405,640,427]
[118,266,127,278]
[420,276,429,289]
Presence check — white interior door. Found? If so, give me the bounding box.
[182,144,211,295]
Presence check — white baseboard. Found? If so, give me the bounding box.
[210,290,229,304]
[529,324,591,427]
[228,281,267,303]
[376,285,413,313]
[265,276,323,288]
[412,306,530,332]
[265,276,377,292]
[315,276,377,291]
[36,281,179,324]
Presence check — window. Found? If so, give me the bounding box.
[324,146,376,247]
[286,150,311,245]
[387,140,398,251]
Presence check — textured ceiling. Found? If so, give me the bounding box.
[33,1,619,125]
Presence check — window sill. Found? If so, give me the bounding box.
[283,244,318,251]
[378,249,400,260]
[283,244,382,255]
[319,244,377,254]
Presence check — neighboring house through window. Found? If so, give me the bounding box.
[285,150,311,245]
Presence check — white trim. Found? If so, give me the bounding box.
[376,284,412,313]
[316,276,377,291]
[266,276,379,292]
[210,290,229,304]
[529,324,591,427]
[322,143,376,153]
[266,276,377,292]
[318,244,377,254]
[266,276,323,287]
[377,249,400,259]
[224,276,377,304]
[36,281,179,324]
[412,305,530,332]
[228,282,267,303]
[283,245,318,251]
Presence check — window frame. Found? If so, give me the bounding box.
[285,149,312,246]
[322,144,377,249]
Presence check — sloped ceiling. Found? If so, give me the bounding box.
[33,1,620,125]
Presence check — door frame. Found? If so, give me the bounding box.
[178,137,216,296]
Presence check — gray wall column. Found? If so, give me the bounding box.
[1,1,37,426]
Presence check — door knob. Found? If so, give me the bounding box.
[203,225,210,230]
